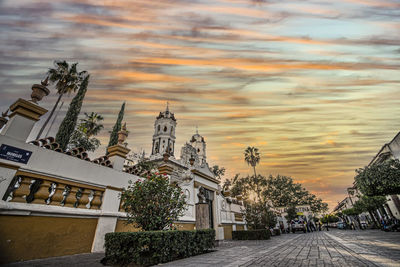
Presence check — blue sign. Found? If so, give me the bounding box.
[0,144,32,164]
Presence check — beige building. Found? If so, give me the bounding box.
[0,84,245,264]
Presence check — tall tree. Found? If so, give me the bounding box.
[68,112,103,152]
[244,146,261,200]
[244,146,260,176]
[78,112,104,137]
[36,60,87,139]
[55,75,90,150]
[107,102,125,149]
[355,159,400,196]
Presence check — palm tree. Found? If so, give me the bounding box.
[244,146,261,200]
[244,146,260,176]
[36,60,87,139]
[78,112,104,137]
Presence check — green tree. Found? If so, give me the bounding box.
[211,165,226,180]
[244,147,261,201]
[355,159,400,196]
[285,205,297,222]
[121,173,187,231]
[244,146,260,177]
[36,60,87,139]
[321,214,339,224]
[78,112,104,137]
[56,75,90,150]
[244,201,277,230]
[107,102,125,149]
[68,112,103,152]
[229,174,328,213]
[353,195,387,227]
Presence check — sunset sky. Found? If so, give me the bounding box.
[1,0,399,209]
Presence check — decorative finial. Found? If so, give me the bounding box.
[41,76,49,86]
[117,122,128,145]
[166,101,169,112]
[196,125,198,135]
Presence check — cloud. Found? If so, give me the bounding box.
[1,0,399,210]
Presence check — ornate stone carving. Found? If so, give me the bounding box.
[197,186,206,204]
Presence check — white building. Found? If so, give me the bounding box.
[0,91,245,264]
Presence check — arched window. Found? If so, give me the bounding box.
[157,125,160,132]
[164,126,167,132]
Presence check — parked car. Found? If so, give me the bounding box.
[291,219,306,233]
[337,222,347,229]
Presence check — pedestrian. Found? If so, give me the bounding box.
[318,221,322,231]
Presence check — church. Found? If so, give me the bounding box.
[127,105,246,237]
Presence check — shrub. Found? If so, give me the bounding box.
[273,228,281,236]
[121,173,187,231]
[102,229,215,266]
[232,229,270,240]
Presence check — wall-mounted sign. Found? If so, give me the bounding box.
[0,144,32,164]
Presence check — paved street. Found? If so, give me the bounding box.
[162,230,400,267]
[5,230,400,267]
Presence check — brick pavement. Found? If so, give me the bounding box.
[4,229,400,267]
[162,230,400,267]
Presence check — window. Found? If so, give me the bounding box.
[157,125,160,132]
[164,126,167,132]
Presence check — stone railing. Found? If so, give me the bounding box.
[2,173,104,209]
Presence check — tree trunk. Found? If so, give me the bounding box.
[253,165,261,201]
[368,211,378,228]
[36,93,63,140]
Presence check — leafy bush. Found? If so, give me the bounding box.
[102,229,215,266]
[121,173,187,231]
[232,230,271,240]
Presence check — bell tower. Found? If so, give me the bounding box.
[151,103,177,157]
[190,127,207,166]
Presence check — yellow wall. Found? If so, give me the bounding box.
[223,225,233,240]
[236,225,245,231]
[114,219,141,232]
[175,223,195,230]
[0,215,98,264]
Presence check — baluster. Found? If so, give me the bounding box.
[12,177,31,203]
[32,180,51,204]
[91,191,103,209]
[64,186,78,207]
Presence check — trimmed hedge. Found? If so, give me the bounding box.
[102,229,215,266]
[273,228,281,236]
[232,229,271,240]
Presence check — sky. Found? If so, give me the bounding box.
[0,0,399,209]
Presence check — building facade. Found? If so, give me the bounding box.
[0,93,245,264]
